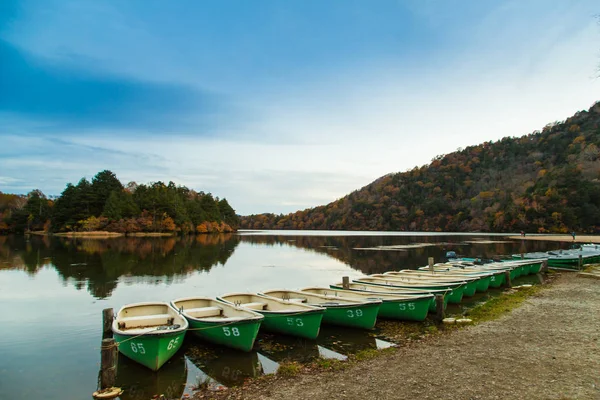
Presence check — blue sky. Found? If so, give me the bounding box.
[1,0,599,215]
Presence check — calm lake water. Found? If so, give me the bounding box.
[0,231,568,399]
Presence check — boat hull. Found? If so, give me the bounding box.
[321,302,381,329]
[377,295,432,321]
[474,275,491,292]
[462,280,478,297]
[387,273,478,297]
[259,309,324,339]
[354,279,465,304]
[328,285,440,318]
[528,262,542,274]
[488,272,505,288]
[187,318,262,352]
[114,330,186,371]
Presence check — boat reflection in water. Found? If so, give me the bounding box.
[255,332,347,363]
[185,342,278,387]
[317,325,396,356]
[115,352,187,400]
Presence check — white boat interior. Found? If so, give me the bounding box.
[113,302,188,335]
[333,281,442,296]
[172,297,262,323]
[261,289,364,307]
[218,293,321,313]
[384,271,479,281]
[301,287,409,301]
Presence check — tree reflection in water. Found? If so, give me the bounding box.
[0,234,240,298]
[238,233,556,274]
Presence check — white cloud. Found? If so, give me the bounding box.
[0,176,21,185]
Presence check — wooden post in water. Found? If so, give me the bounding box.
[102,308,114,339]
[342,276,350,290]
[435,294,445,321]
[428,257,434,273]
[578,255,583,270]
[100,338,117,389]
[504,270,512,288]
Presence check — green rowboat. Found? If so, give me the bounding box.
[382,271,480,297]
[171,297,263,352]
[112,302,188,371]
[487,271,505,287]
[355,276,466,304]
[430,267,507,287]
[528,262,543,274]
[332,281,449,312]
[304,286,433,321]
[469,274,491,292]
[217,293,325,339]
[426,262,517,283]
[260,289,381,329]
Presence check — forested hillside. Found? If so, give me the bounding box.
[0,171,239,234]
[241,102,600,233]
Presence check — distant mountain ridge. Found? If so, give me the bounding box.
[241,101,600,233]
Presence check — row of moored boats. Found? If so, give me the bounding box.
[111,258,544,371]
[512,244,600,268]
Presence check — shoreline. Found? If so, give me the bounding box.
[197,272,599,399]
[19,232,600,243]
[27,230,176,238]
[505,234,600,243]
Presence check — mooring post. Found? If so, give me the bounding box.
[428,257,434,272]
[100,338,117,389]
[342,276,350,290]
[435,294,445,321]
[504,270,512,288]
[578,255,583,270]
[102,308,114,339]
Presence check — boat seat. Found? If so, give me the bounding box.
[119,314,173,329]
[241,302,267,310]
[286,297,307,303]
[200,316,246,322]
[185,306,223,318]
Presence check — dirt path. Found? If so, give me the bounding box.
[217,274,600,400]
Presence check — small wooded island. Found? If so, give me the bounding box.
[0,170,239,235]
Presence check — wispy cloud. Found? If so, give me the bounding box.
[0,40,226,134]
[0,176,21,185]
[0,135,167,194]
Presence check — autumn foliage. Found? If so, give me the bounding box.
[1,171,239,234]
[241,101,600,233]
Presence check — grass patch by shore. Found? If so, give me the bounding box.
[312,357,347,371]
[276,361,302,377]
[464,285,542,323]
